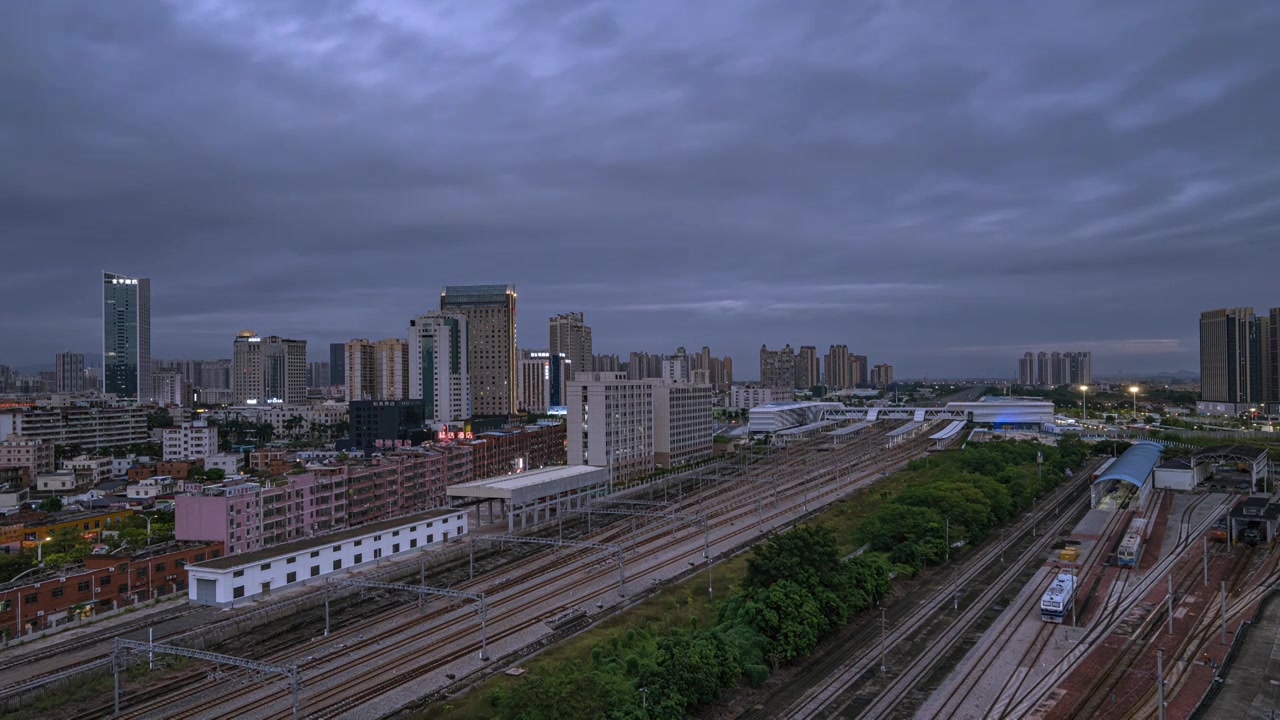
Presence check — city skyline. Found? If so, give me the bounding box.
[4,2,1280,376]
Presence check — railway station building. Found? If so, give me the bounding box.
[446,464,610,532]
[1153,444,1269,493]
[1090,441,1163,511]
[185,509,466,607]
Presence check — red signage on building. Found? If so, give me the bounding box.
[436,430,474,441]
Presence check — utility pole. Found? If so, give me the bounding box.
[1157,649,1166,720]
[945,517,950,563]
[1203,537,1208,586]
[879,605,887,673]
[1167,574,1174,635]
[324,585,331,637]
[1221,580,1228,645]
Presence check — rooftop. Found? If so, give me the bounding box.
[194,508,458,570]
[449,464,602,493]
[1194,444,1269,463]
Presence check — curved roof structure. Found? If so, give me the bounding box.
[1092,441,1164,489]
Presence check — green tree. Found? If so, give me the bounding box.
[146,408,173,431]
[734,579,825,665]
[205,467,226,483]
[38,497,63,513]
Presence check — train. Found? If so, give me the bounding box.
[1210,515,1229,542]
[1116,517,1148,568]
[1040,571,1077,623]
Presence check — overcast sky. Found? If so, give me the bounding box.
[3,1,1279,379]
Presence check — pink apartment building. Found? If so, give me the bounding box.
[176,447,473,555]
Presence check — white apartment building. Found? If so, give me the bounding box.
[204,453,242,476]
[567,372,654,485]
[0,402,149,450]
[202,401,347,433]
[232,332,308,405]
[63,455,115,484]
[408,312,471,425]
[652,382,714,468]
[128,475,178,501]
[0,433,56,477]
[730,386,779,410]
[37,470,88,494]
[162,420,219,460]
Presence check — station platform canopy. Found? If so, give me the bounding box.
[886,421,924,437]
[776,420,837,437]
[1092,441,1164,490]
[446,465,609,505]
[929,420,966,440]
[828,421,873,437]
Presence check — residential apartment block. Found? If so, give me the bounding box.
[232,332,307,405]
[162,420,219,461]
[759,345,796,391]
[652,382,714,468]
[730,386,779,410]
[0,434,55,479]
[567,372,655,485]
[549,312,592,381]
[441,284,517,416]
[0,401,148,451]
[408,312,471,424]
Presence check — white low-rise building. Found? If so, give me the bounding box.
[37,470,88,494]
[128,475,177,501]
[203,453,242,476]
[185,508,468,606]
[63,455,115,484]
[729,386,779,410]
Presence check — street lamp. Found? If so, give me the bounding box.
[1079,386,1089,422]
[1129,386,1140,421]
[36,536,52,566]
[143,515,152,542]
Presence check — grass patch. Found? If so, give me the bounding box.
[415,453,943,720]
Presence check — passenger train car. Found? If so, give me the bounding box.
[1116,517,1148,568]
[1040,571,1077,623]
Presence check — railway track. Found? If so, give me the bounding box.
[1000,493,1235,719]
[929,483,1133,720]
[740,456,1105,720]
[95,424,930,719]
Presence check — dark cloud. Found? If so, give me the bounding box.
[3,0,1279,377]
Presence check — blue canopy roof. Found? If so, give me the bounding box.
[1092,441,1164,489]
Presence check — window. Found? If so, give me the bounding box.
[51,587,64,598]
[118,584,129,595]
[353,554,363,564]
[427,521,433,528]
[175,559,186,568]
[155,562,165,572]
[211,550,222,559]
[427,534,434,543]
[24,593,38,605]
[332,545,341,552]
[310,550,320,558]
[354,539,362,547]
[374,535,382,541]
[77,581,90,592]
[410,538,417,549]
[332,559,342,571]
[195,553,206,562]
[311,565,320,577]
[233,586,245,599]
[94,520,101,528]
[286,557,296,565]
[374,548,382,560]
[137,568,147,578]
[392,543,400,553]
[260,563,271,571]
[392,530,400,537]
[100,575,112,586]
[410,526,417,532]
[286,571,297,584]
[233,570,244,578]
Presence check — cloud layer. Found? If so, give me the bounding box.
[3,1,1279,378]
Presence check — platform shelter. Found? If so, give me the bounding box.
[1090,441,1163,511]
[446,465,610,532]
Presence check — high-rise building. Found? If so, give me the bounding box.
[374,339,410,400]
[549,312,592,382]
[441,285,517,416]
[849,354,869,387]
[663,347,690,383]
[153,369,188,406]
[1036,352,1050,386]
[796,346,821,389]
[408,312,471,425]
[1018,352,1035,385]
[567,372,654,486]
[518,349,569,413]
[593,354,620,372]
[55,351,85,393]
[1262,309,1280,405]
[871,364,894,389]
[102,272,151,401]
[308,361,331,389]
[1199,308,1261,410]
[824,345,849,389]
[760,344,795,391]
[345,339,376,402]
[652,381,714,468]
[329,343,346,387]
[1050,351,1064,386]
[231,332,307,405]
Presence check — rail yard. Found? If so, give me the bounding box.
[1,417,951,719]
